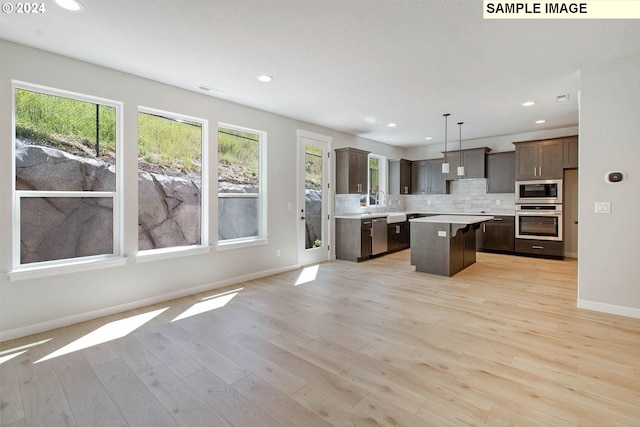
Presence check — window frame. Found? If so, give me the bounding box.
[216,122,268,249]
[10,81,125,277]
[367,153,387,207]
[136,106,210,258]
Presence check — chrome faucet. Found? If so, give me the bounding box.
[374,190,386,212]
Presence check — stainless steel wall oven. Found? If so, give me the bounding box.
[515,204,563,241]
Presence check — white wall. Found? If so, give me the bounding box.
[0,41,403,340]
[578,53,640,317]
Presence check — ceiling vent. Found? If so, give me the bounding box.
[556,94,570,102]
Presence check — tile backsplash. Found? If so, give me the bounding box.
[335,178,515,215]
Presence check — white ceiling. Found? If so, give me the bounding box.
[2,1,640,147]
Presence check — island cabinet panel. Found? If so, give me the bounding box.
[335,147,369,194]
[410,218,486,277]
[336,218,372,261]
[387,221,409,253]
[410,159,446,194]
[563,136,579,169]
[477,216,515,253]
[486,151,515,193]
[514,138,564,180]
[388,159,411,195]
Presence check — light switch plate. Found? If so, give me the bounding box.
[438,231,447,237]
[595,202,611,214]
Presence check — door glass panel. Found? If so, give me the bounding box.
[305,145,323,250]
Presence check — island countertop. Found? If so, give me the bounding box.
[409,215,494,225]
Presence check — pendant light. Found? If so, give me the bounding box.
[457,122,465,177]
[441,113,450,174]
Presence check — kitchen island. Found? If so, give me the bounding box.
[410,215,493,276]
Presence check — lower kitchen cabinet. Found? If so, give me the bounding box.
[387,221,409,253]
[336,218,372,262]
[477,216,515,253]
[515,238,564,259]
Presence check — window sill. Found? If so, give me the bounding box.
[217,237,269,251]
[7,256,127,282]
[136,245,211,263]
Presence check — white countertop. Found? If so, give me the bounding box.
[409,215,494,225]
[335,211,512,220]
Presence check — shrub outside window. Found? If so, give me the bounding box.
[137,109,208,251]
[218,124,266,243]
[13,83,122,267]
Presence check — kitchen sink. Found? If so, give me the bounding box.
[386,213,407,223]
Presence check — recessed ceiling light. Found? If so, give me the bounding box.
[425,137,433,140]
[257,75,273,83]
[522,101,536,107]
[55,0,83,11]
[535,119,547,124]
[386,123,397,128]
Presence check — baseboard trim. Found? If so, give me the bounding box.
[577,299,640,319]
[0,263,300,342]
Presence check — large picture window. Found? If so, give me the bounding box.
[367,153,387,206]
[13,83,121,267]
[137,109,207,251]
[218,124,266,243]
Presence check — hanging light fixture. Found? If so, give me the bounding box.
[457,122,465,177]
[441,113,450,174]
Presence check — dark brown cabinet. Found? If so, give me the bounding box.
[515,238,564,259]
[335,147,369,194]
[336,218,372,262]
[411,158,446,194]
[486,151,515,193]
[477,216,515,253]
[388,159,411,195]
[444,147,490,180]
[563,136,578,169]
[514,138,564,180]
[387,221,409,253]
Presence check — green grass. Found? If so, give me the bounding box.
[15,88,263,184]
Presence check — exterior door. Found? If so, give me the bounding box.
[297,130,331,266]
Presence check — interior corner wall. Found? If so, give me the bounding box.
[578,53,640,317]
[0,40,403,341]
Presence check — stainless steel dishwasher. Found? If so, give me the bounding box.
[371,217,388,255]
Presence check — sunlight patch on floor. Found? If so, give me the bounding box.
[295,264,319,286]
[35,307,169,363]
[171,288,243,322]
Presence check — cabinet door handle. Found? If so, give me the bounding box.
[534,167,537,177]
[483,224,486,232]
[532,245,544,249]
[539,166,542,176]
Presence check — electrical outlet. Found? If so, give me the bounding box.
[276,249,281,256]
[496,199,501,205]
[438,231,447,237]
[287,202,292,210]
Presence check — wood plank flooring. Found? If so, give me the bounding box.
[2,251,640,426]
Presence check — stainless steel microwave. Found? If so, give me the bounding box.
[515,180,562,204]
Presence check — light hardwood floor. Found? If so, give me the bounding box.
[1,251,640,426]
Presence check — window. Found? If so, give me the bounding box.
[137,108,208,252]
[218,124,266,244]
[13,83,121,268]
[367,154,387,206]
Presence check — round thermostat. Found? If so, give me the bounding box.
[605,171,623,183]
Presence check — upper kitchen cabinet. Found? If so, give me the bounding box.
[388,159,411,195]
[514,138,564,180]
[486,151,515,193]
[335,147,369,194]
[411,158,446,194]
[563,136,579,169]
[443,147,491,180]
